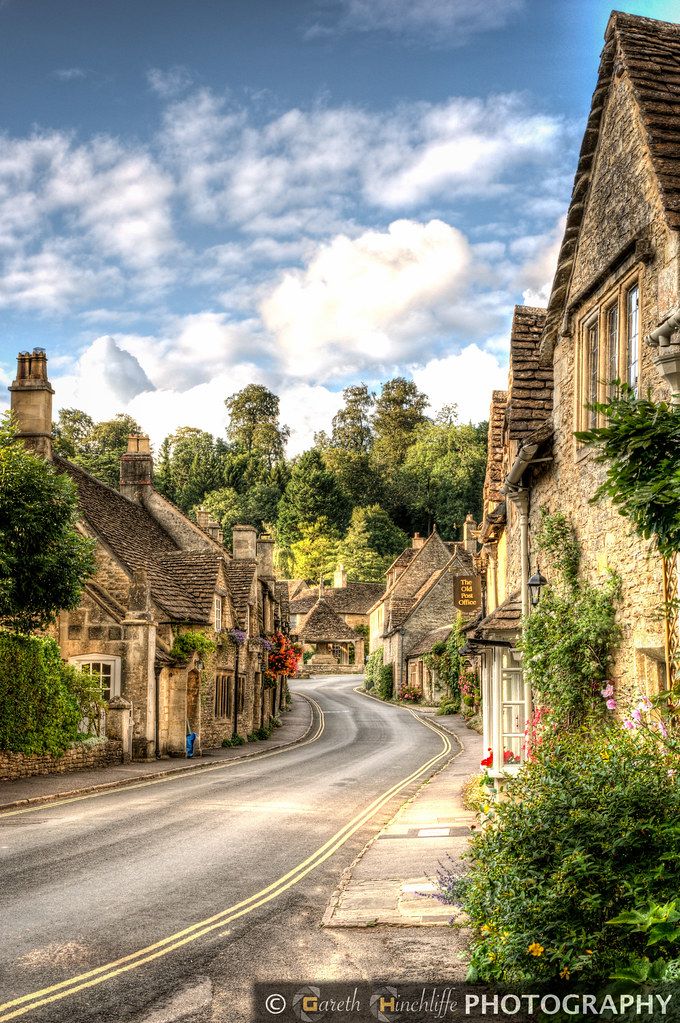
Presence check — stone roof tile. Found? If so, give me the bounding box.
[297,597,359,643]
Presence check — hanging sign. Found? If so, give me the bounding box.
[454,575,482,611]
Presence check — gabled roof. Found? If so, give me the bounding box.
[290,581,384,616]
[541,11,680,362]
[507,306,552,441]
[469,593,523,643]
[54,455,217,622]
[297,597,359,643]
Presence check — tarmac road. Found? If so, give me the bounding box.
[0,677,454,1023]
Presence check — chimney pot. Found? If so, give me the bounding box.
[120,434,152,499]
[8,348,55,458]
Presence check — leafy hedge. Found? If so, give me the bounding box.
[364,647,383,690]
[453,728,680,986]
[376,663,393,701]
[0,631,103,755]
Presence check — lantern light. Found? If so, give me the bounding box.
[528,568,548,607]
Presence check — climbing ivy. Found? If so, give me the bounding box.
[424,614,466,696]
[520,512,621,729]
[170,630,216,661]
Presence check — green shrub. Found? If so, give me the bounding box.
[364,647,383,690]
[221,734,245,748]
[376,663,393,701]
[438,696,460,715]
[170,630,216,661]
[452,728,680,986]
[0,631,103,754]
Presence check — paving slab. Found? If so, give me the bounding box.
[323,710,481,928]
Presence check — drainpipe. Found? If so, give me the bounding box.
[232,645,240,739]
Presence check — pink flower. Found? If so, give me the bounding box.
[622,719,637,730]
[632,708,643,723]
[638,697,653,711]
[658,720,669,739]
[601,684,614,699]
[606,698,617,710]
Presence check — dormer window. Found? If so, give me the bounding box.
[214,596,223,632]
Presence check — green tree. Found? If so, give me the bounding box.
[276,448,350,548]
[53,408,95,459]
[321,448,384,510]
[330,384,375,452]
[398,416,487,536]
[225,384,290,468]
[52,409,141,488]
[338,505,407,582]
[0,414,95,632]
[154,427,225,512]
[290,518,341,582]
[199,481,281,536]
[372,377,430,469]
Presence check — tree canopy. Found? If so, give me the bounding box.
[0,414,95,632]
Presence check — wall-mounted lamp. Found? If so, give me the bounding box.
[528,568,547,607]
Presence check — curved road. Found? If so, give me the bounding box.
[0,677,454,1023]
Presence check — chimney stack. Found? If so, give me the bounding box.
[120,434,153,501]
[232,524,257,560]
[463,514,478,555]
[333,563,347,588]
[257,536,275,580]
[8,349,55,458]
[411,532,425,550]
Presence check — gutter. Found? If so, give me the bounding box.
[646,306,680,348]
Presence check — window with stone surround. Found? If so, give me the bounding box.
[214,673,232,718]
[69,656,121,702]
[576,270,642,438]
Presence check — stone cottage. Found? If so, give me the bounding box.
[293,595,365,673]
[472,10,680,781]
[8,349,288,762]
[288,567,382,636]
[369,525,481,699]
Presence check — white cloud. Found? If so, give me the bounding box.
[308,0,525,44]
[0,243,121,311]
[410,344,508,424]
[147,66,194,99]
[516,215,565,307]
[53,68,87,82]
[260,219,472,379]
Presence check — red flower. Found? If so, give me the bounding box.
[480,748,493,768]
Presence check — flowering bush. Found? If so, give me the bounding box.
[399,684,422,704]
[266,631,301,677]
[228,628,247,647]
[447,728,680,985]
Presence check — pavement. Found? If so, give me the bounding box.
[0,676,465,1023]
[323,706,481,928]
[0,694,313,812]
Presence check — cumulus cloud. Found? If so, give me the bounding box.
[410,344,508,424]
[147,66,194,99]
[260,219,473,378]
[307,0,525,44]
[515,215,565,307]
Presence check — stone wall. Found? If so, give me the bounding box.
[0,739,123,782]
[525,67,678,701]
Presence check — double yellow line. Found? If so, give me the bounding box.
[0,705,452,1021]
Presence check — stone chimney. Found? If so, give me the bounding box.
[195,507,211,529]
[232,523,257,560]
[463,514,478,555]
[195,507,223,545]
[8,348,55,458]
[411,532,425,550]
[333,563,347,588]
[120,434,153,502]
[257,536,275,580]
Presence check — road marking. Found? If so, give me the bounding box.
[0,709,452,1021]
[0,695,323,821]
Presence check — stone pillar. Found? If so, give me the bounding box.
[354,637,365,666]
[106,696,133,763]
[8,349,55,458]
[122,569,158,760]
[333,563,347,588]
[463,514,478,555]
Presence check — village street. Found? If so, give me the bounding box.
[0,678,463,1023]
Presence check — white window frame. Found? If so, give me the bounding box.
[69,655,121,702]
[482,646,529,782]
[214,595,223,632]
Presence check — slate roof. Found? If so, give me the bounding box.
[297,597,359,643]
[541,11,680,361]
[289,582,384,617]
[386,547,418,574]
[470,593,523,642]
[507,306,552,441]
[54,455,219,622]
[406,625,453,660]
[225,559,258,626]
[483,390,508,507]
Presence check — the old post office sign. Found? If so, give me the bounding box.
[454,575,481,611]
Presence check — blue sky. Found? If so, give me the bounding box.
[0,0,677,450]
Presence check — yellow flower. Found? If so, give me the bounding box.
[482,804,490,814]
[528,943,545,957]
[480,924,490,934]
[560,967,571,980]
[586,949,593,955]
